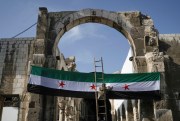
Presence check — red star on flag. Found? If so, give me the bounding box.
[90,84,96,90]
[122,84,129,90]
[59,81,65,88]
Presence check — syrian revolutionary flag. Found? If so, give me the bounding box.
[28,66,161,99]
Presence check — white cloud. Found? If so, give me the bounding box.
[60,23,107,45]
[80,24,107,40]
[76,50,94,64]
[61,26,83,44]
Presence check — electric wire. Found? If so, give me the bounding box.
[11,22,37,38]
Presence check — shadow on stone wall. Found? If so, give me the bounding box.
[81,99,112,121]
[159,39,180,120]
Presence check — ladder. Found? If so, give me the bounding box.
[94,57,108,121]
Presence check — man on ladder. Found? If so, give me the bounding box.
[94,58,112,121]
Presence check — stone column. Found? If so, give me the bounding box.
[59,109,65,121]
[134,105,139,121]
[124,100,128,121]
[120,115,126,121]
[125,110,128,121]
[0,96,4,121]
[132,100,139,121]
[141,49,165,121]
[18,93,31,121]
[58,98,67,121]
[120,104,126,121]
[65,105,74,121]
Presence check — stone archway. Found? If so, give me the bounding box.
[33,7,164,121]
[51,9,135,54]
[35,7,159,60]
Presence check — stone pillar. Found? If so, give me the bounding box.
[125,110,128,121]
[58,97,67,121]
[124,101,128,121]
[120,104,126,121]
[120,115,126,121]
[18,93,31,121]
[126,100,134,121]
[132,100,139,121]
[140,49,165,121]
[59,109,65,121]
[0,96,4,121]
[138,99,141,120]
[36,7,48,40]
[33,7,48,65]
[133,105,138,121]
[117,109,121,121]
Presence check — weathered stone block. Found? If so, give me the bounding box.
[81,9,91,17]
[156,109,173,121]
[102,10,109,18]
[15,75,23,79]
[109,12,118,23]
[12,87,24,94]
[13,82,24,88]
[142,19,154,26]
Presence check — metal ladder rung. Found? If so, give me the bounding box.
[95,60,101,62]
[95,65,102,67]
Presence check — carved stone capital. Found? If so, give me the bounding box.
[32,54,45,66]
[134,56,146,66]
[145,52,164,63]
[58,100,67,110]
[145,52,165,72]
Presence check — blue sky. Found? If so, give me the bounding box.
[0,0,180,73]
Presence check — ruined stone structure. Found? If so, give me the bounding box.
[0,7,179,121]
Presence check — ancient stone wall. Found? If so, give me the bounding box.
[0,37,34,120]
[0,38,34,94]
[158,34,180,121]
[159,34,180,91]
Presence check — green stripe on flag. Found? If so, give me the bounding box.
[30,66,160,83]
